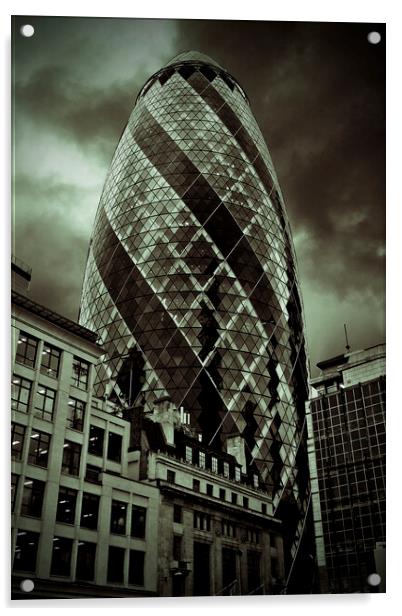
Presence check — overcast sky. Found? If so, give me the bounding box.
[12,16,385,375]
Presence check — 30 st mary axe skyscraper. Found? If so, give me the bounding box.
[80,52,312,584]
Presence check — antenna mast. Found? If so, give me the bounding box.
[344,323,351,352]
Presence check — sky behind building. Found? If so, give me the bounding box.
[12,16,385,375]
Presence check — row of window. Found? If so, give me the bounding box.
[12,376,86,427]
[11,424,123,471]
[13,531,145,585]
[183,444,259,488]
[11,475,146,537]
[167,471,267,514]
[15,331,89,389]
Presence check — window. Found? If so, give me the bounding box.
[13,530,39,572]
[247,550,261,594]
[11,423,25,460]
[51,537,73,577]
[206,483,213,496]
[199,451,206,469]
[11,474,19,511]
[61,441,81,476]
[193,511,211,531]
[40,344,61,378]
[11,376,32,413]
[15,332,38,368]
[76,541,96,581]
[34,384,56,421]
[243,497,249,509]
[173,535,182,561]
[193,479,200,493]
[173,504,182,523]
[223,462,230,478]
[80,492,100,529]
[253,474,259,489]
[28,430,50,467]
[67,398,86,431]
[88,425,104,457]
[231,493,238,505]
[108,546,125,583]
[110,500,127,534]
[21,479,45,517]
[211,456,218,473]
[131,505,146,538]
[56,486,77,524]
[107,432,122,462]
[261,503,267,515]
[222,519,237,538]
[72,356,89,390]
[185,445,192,463]
[129,550,145,586]
[167,470,175,484]
[85,464,102,484]
[235,467,241,482]
[219,488,226,501]
[247,528,260,544]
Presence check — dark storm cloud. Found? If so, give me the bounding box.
[13,174,91,320]
[14,65,140,158]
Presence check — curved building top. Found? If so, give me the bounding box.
[137,49,248,103]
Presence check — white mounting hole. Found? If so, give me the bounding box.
[367,31,381,45]
[20,24,35,38]
[367,573,381,586]
[20,579,35,593]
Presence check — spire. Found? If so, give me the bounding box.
[164,50,224,70]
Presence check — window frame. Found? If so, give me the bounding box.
[11,376,32,413]
[34,384,56,421]
[40,344,61,378]
[27,430,51,468]
[15,332,38,369]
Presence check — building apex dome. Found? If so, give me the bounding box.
[164,51,224,70]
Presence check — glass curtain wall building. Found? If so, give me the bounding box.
[80,52,312,587]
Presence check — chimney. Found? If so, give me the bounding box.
[149,396,180,446]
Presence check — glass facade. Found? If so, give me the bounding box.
[80,52,310,572]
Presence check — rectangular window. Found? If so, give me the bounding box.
[206,483,213,496]
[231,493,238,505]
[72,356,89,390]
[85,464,101,484]
[67,398,86,431]
[56,486,77,524]
[40,343,61,378]
[223,462,230,478]
[21,478,45,517]
[193,511,211,531]
[61,441,81,476]
[11,376,32,413]
[199,451,206,469]
[193,479,200,493]
[253,474,259,489]
[131,505,146,538]
[110,500,127,535]
[28,430,51,468]
[15,332,38,368]
[51,537,73,577]
[11,474,19,511]
[173,535,182,561]
[80,492,100,529]
[11,423,26,460]
[222,519,237,538]
[34,384,56,421]
[88,425,104,457]
[261,503,267,515]
[167,470,175,484]
[107,546,125,583]
[173,504,182,523]
[219,488,226,501]
[247,528,260,544]
[243,497,249,509]
[13,530,39,572]
[247,550,261,594]
[211,456,218,473]
[235,467,241,482]
[185,445,192,463]
[107,432,122,462]
[129,550,145,586]
[76,541,96,581]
